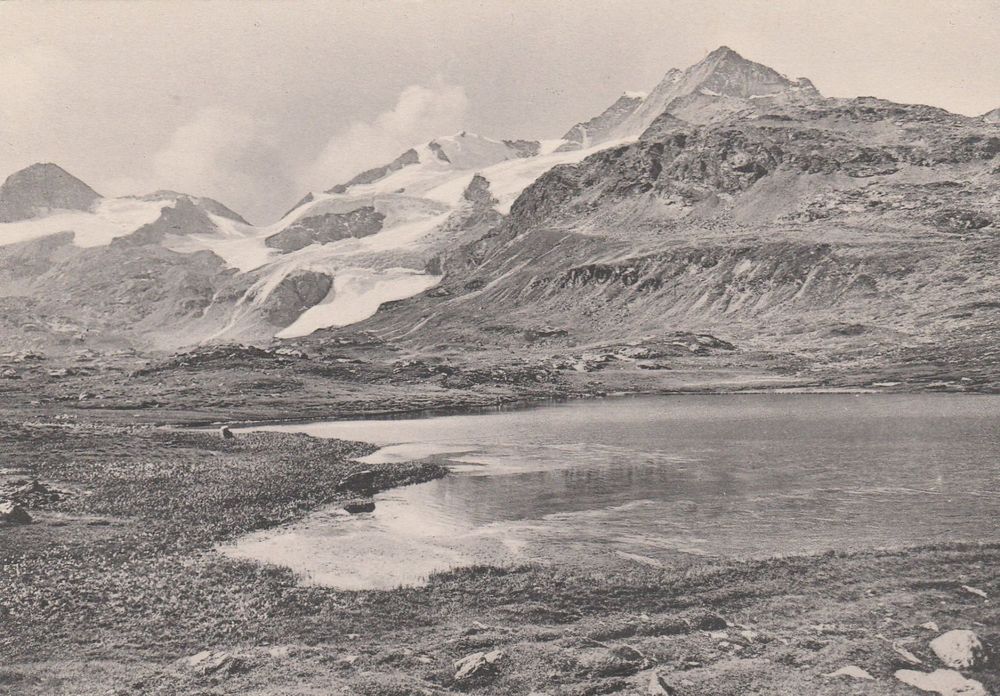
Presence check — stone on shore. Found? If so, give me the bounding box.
[930,630,985,670]
[219,426,235,440]
[895,669,987,696]
[0,501,31,524]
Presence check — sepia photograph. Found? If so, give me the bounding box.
[0,1,998,694]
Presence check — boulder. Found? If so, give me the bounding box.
[895,669,987,696]
[454,649,505,682]
[693,611,728,631]
[219,426,235,440]
[186,650,245,676]
[337,470,377,495]
[0,502,31,525]
[583,644,646,677]
[343,499,376,514]
[823,665,875,681]
[961,585,988,599]
[930,630,985,670]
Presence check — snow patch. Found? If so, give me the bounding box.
[275,268,440,338]
[162,213,276,271]
[0,197,167,248]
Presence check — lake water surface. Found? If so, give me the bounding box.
[225,394,1000,590]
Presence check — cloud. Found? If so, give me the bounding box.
[301,81,469,192]
[151,107,261,193]
[0,45,78,167]
[106,107,297,223]
[0,45,76,130]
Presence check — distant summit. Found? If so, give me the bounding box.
[134,190,249,224]
[982,107,1000,124]
[560,46,822,149]
[676,45,818,100]
[0,163,102,223]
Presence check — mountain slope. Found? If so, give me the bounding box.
[0,46,996,388]
[327,93,999,388]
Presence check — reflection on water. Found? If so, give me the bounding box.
[223,394,1000,590]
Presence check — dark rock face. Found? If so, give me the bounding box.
[134,191,248,224]
[502,139,541,158]
[258,271,333,326]
[462,174,497,207]
[428,140,451,162]
[113,198,218,247]
[0,163,101,223]
[327,148,420,194]
[265,206,385,252]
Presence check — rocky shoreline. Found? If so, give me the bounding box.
[0,410,996,695]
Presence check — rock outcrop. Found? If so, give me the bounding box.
[453,649,506,682]
[265,206,384,252]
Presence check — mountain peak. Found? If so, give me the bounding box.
[573,46,823,144]
[0,162,102,223]
[681,46,817,100]
[706,45,742,60]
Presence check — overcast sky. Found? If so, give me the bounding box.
[2,0,998,223]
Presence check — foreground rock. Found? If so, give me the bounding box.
[582,644,647,677]
[337,470,377,495]
[0,501,31,524]
[186,650,246,676]
[895,669,987,696]
[454,649,506,683]
[343,498,376,514]
[930,630,986,670]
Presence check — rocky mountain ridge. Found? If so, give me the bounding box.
[0,47,996,393]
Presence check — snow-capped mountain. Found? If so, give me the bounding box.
[0,47,996,366]
[0,129,622,349]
